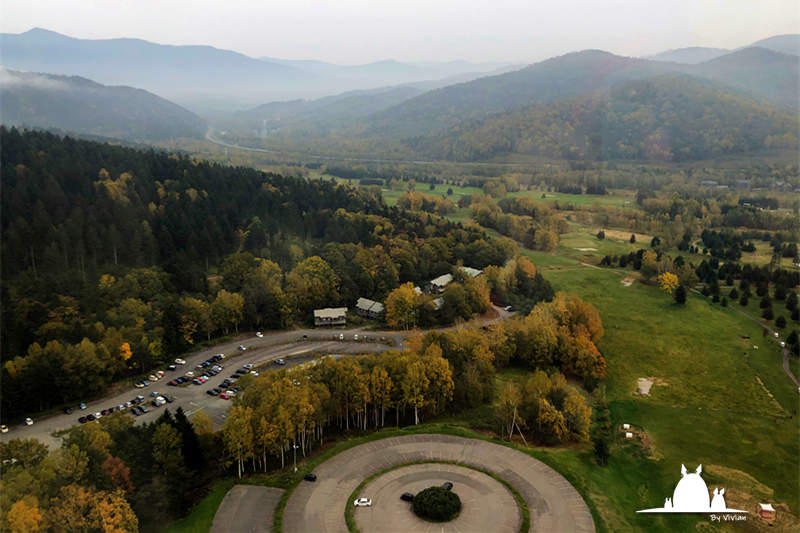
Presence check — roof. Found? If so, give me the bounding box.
[314,307,347,318]
[430,274,453,287]
[432,297,444,310]
[759,503,775,512]
[356,298,385,314]
[460,267,483,277]
[414,286,422,295]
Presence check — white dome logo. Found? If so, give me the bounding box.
[637,464,747,514]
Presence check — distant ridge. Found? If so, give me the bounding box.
[1,70,207,141]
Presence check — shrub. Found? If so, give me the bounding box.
[597,230,605,240]
[412,486,462,522]
[721,297,728,307]
[630,234,636,244]
[674,285,687,305]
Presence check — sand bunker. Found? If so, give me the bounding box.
[621,277,635,287]
[576,247,598,251]
[637,378,654,395]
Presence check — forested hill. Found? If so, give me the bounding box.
[0,70,207,141]
[403,75,799,162]
[365,50,677,134]
[1,127,522,420]
[358,48,797,138]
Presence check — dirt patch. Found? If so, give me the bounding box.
[603,229,651,243]
[576,247,598,251]
[621,277,635,287]
[637,378,653,395]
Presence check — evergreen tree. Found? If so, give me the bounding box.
[762,307,774,320]
[674,285,687,305]
[775,315,787,329]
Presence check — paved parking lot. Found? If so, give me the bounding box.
[1,331,401,449]
[210,485,284,533]
[355,463,521,533]
[284,434,595,533]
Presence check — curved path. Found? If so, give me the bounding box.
[284,434,595,533]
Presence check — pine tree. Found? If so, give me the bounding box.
[674,285,687,305]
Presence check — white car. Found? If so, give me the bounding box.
[774,332,780,339]
[24,418,33,426]
[243,364,254,369]
[216,353,226,359]
[0,425,8,433]
[149,375,159,381]
[256,332,264,338]
[354,498,372,507]
[780,341,786,348]
[250,371,259,377]
[135,382,145,389]
[339,334,344,340]
[93,412,102,419]
[175,358,186,365]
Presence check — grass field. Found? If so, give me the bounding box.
[545,265,799,522]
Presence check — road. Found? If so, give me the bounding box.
[1,306,513,448]
[283,434,595,533]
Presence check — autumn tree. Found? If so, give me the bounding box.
[212,290,245,334]
[223,406,254,478]
[658,272,679,294]
[493,381,525,441]
[402,361,430,425]
[385,282,420,329]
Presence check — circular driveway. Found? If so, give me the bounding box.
[283,434,595,533]
[356,463,520,533]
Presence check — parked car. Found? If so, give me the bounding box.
[142,380,150,387]
[78,417,87,424]
[168,380,178,386]
[156,371,165,377]
[220,382,231,389]
[167,365,177,371]
[781,341,786,348]
[93,412,102,419]
[135,382,145,388]
[339,333,344,340]
[256,332,263,337]
[275,359,285,365]
[400,492,414,502]
[64,407,73,415]
[238,345,246,351]
[186,371,195,377]
[774,332,780,338]
[353,498,372,507]
[139,406,149,413]
[302,334,308,340]
[130,407,141,416]
[1,425,9,433]
[148,375,158,381]
[230,374,241,380]
[125,401,132,408]
[354,334,359,340]
[220,392,231,400]
[304,474,317,482]
[250,371,259,377]
[149,391,160,397]
[79,403,87,410]
[236,368,247,374]
[243,363,254,370]
[207,389,218,396]
[442,482,453,491]
[86,414,96,421]
[231,386,240,393]
[175,358,186,365]
[117,404,125,411]
[101,409,110,416]
[216,353,226,360]
[504,305,514,312]
[163,395,174,403]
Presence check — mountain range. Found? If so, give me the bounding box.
[1,28,523,112]
[645,34,799,64]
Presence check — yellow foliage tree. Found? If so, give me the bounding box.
[119,342,132,361]
[658,272,679,294]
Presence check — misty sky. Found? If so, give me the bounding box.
[3,0,797,64]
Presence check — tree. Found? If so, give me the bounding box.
[728,288,739,300]
[212,290,245,334]
[721,297,728,307]
[640,250,658,280]
[102,456,135,493]
[402,362,429,425]
[775,315,787,329]
[658,272,679,294]
[596,230,605,240]
[630,234,636,244]
[151,423,183,476]
[674,285,687,305]
[675,264,699,288]
[7,497,43,533]
[286,256,339,316]
[760,294,772,309]
[562,388,592,442]
[493,381,525,441]
[223,406,254,477]
[384,283,420,330]
[429,183,435,190]
[594,432,611,467]
[739,294,749,306]
[762,307,774,321]
[447,188,453,195]
[786,291,798,311]
[650,236,661,247]
[712,293,720,303]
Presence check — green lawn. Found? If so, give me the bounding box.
[545,266,799,520]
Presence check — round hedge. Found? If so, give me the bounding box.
[412,486,462,522]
